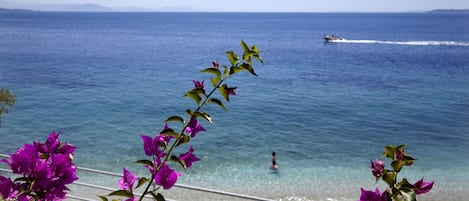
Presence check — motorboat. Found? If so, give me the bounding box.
[323,34,344,42]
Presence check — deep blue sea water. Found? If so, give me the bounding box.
[1,12,469,201]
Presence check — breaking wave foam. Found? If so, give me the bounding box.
[332,39,469,46]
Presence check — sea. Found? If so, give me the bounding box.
[1,12,469,201]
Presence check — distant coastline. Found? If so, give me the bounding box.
[0,8,37,12]
[2,6,469,13]
[427,9,469,13]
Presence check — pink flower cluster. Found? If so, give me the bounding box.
[0,131,78,201]
[370,159,385,178]
[118,121,204,192]
[359,145,434,201]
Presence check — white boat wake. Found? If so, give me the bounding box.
[331,39,469,46]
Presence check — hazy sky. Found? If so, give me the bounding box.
[2,0,469,12]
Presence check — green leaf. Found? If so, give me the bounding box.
[226,51,239,66]
[165,116,185,124]
[383,145,396,159]
[201,67,221,77]
[108,190,133,198]
[223,65,230,77]
[218,84,229,102]
[240,63,257,76]
[161,128,180,138]
[210,76,221,88]
[403,155,416,166]
[186,109,193,117]
[397,178,414,189]
[250,45,264,64]
[382,170,396,186]
[190,88,206,95]
[98,196,109,201]
[246,56,252,65]
[171,155,187,169]
[134,159,154,167]
[136,177,150,189]
[243,49,261,62]
[177,135,191,147]
[229,66,244,75]
[184,91,201,105]
[397,144,407,150]
[253,55,264,65]
[208,98,227,111]
[150,192,166,201]
[194,111,212,123]
[241,41,253,61]
[240,40,249,52]
[391,160,404,172]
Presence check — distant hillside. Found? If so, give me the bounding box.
[0,4,112,12]
[55,4,113,12]
[428,9,469,13]
[0,7,36,12]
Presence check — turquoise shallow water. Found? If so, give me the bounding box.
[1,12,469,200]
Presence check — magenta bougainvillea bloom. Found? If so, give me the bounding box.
[193,80,205,89]
[185,118,206,137]
[225,86,237,96]
[142,124,176,157]
[395,148,405,161]
[155,163,181,190]
[0,132,78,201]
[178,145,200,168]
[211,61,219,69]
[413,177,434,194]
[141,135,166,157]
[118,168,138,190]
[0,176,18,200]
[370,159,385,178]
[358,188,387,201]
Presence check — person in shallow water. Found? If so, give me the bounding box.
[271,151,278,170]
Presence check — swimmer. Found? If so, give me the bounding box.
[270,151,278,170]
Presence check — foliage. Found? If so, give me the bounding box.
[358,145,434,201]
[0,132,78,201]
[0,88,16,126]
[99,40,263,201]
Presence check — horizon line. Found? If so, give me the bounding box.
[2,8,466,14]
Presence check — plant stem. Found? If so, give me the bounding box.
[138,75,226,201]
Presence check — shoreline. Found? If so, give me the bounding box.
[2,155,468,201]
[68,165,467,201]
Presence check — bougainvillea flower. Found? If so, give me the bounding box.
[193,80,205,90]
[118,167,138,191]
[370,159,385,178]
[413,177,434,194]
[211,61,219,69]
[49,154,79,185]
[178,146,200,168]
[395,148,405,161]
[155,163,181,190]
[358,188,387,201]
[44,131,60,152]
[0,176,18,199]
[5,143,38,175]
[225,86,237,96]
[141,135,165,157]
[185,118,206,137]
[2,131,78,200]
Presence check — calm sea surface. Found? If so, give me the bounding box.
[1,12,469,201]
